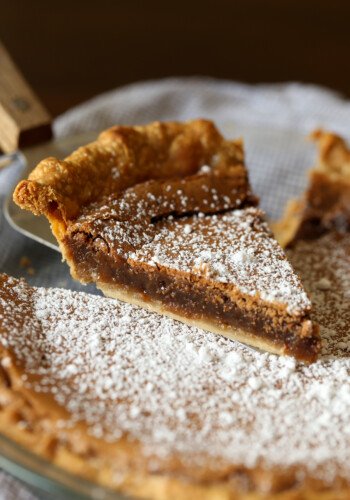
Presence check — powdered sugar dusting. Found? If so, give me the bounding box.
[288,232,350,358]
[132,208,310,314]
[78,202,310,314]
[0,230,349,485]
[72,181,310,315]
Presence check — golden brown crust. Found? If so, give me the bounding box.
[2,379,347,500]
[13,120,251,223]
[272,199,305,249]
[273,130,350,247]
[311,129,350,177]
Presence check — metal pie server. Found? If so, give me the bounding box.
[0,41,96,251]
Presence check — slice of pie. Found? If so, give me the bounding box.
[274,129,350,248]
[13,119,320,361]
[274,128,350,377]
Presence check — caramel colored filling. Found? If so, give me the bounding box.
[64,232,319,363]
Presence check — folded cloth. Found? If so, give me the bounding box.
[1,78,350,499]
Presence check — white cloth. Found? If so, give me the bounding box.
[1,77,350,499]
[55,77,350,138]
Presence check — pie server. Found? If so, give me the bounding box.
[0,42,96,251]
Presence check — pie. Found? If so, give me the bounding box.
[1,128,349,498]
[0,237,349,499]
[13,119,320,362]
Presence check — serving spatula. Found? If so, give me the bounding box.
[0,41,96,251]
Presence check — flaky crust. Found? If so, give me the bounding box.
[273,130,350,248]
[13,120,252,224]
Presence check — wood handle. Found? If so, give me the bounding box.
[0,41,52,153]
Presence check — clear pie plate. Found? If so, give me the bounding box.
[0,433,128,499]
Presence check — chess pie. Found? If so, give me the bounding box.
[0,246,349,500]
[13,120,319,362]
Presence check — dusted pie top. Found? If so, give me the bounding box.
[72,205,311,315]
[0,237,349,487]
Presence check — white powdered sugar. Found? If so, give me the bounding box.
[133,208,310,314]
[288,232,350,359]
[75,189,310,315]
[199,165,211,174]
[0,229,349,484]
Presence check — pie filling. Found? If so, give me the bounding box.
[64,232,319,362]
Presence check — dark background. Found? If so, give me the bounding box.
[1,0,350,117]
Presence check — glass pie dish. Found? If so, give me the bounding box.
[0,433,128,499]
